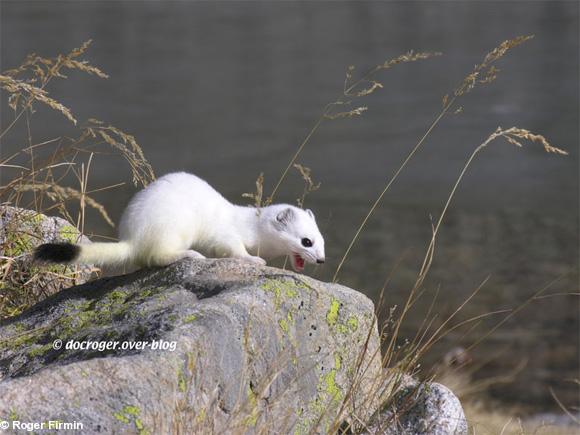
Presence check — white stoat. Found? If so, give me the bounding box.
[34,172,326,273]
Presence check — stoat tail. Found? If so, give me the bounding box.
[34,241,132,267]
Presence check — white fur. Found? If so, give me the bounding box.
[75,172,325,272]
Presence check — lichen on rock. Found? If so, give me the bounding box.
[0,255,467,434]
[0,206,94,318]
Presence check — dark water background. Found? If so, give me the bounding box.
[1,1,578,412]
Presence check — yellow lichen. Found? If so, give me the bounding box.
[113,412,130,424]
[260,278,306,309]
[58,224,78,243]
[195,408,206,424]
[347,315,358,331]
[182,314,197,324]
[334,353,342,370]
[326,298,340,326]
[278,318,289,333]
[114,406,147,434]
[324,368,340,402]
[123,406,140,416]
[176,364,188,393]
[243,384,259,427]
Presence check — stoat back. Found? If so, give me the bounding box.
[33,172,234,269]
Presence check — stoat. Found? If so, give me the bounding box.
[34,172,326,273]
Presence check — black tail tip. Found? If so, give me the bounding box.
[34,242,80,263]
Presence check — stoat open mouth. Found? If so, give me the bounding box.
[292,253,305,272]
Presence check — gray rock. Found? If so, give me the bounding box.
[0,256,467,434]
[365,378,468,435]
[0,258,383,433]
[0,206,93,316]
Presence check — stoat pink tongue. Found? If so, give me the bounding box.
[293,253,305,272]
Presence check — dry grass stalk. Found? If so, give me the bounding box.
[242,172,265,209]
[265,50,440,205]
[174,39,567,432]
[293,163,321,208]
[463,398,580,434]
[333,35,535,282]
[0,75,76,125]
[0,41,154,318]
[390,126,567,372]
[344,50,442,98]
[1,40,107,137]
[14,183,114,228]
[414,124,566,288]
[324,105,368,120]
[327,124,567,432]
[500,127,568,155]
[454,35,533,97]
[550,387,580,426]
[82,119,155,187]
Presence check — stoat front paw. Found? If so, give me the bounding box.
[242,255,267,266]
[184,250,206,259]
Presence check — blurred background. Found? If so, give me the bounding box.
[1,0,578,419]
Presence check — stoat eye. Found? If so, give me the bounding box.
[301,238,313,247]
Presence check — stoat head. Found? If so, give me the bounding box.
[271,206,325,272]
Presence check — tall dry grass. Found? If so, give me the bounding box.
[0,37,576,434]
[0,41,154,318]
[245,34,575,434]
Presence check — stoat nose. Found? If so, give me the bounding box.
[316,258,325,264]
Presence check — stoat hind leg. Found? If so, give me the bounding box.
[142,231,206,267]
[136,228,206,267]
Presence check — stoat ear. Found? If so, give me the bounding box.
[306,209,316,221]
[275,208,295,229]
